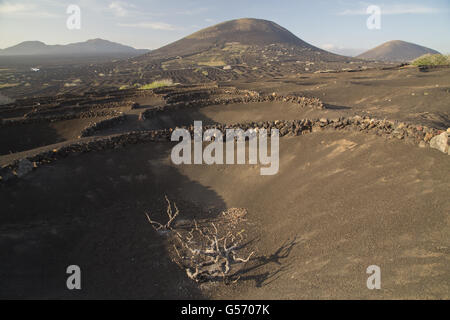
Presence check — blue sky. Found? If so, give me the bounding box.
[1,0,449,55]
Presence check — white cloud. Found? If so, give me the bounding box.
[176,7,208,15]
[0,2,33,14]
[338,4,441,15]
[0,1,59,17]
[117,22,178,31]
[109,1,136,17]
[320,44,366,57]
[321,44,336,50]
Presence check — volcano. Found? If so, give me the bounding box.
[141,18,323,58]
[131,18,348,66]
[124,18,352,83]
[357,40,440,62]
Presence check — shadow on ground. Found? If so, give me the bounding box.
[0,143,226,299]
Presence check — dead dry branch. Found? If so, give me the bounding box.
[145,197,254,282]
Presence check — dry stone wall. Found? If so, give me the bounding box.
[1,116,447,184]
[79,113,127,137]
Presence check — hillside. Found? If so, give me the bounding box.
[119,18,365,84]
[134,18,347,63]
[140,18,322,59]
[357,40,440,62]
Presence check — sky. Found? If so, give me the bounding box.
[1,0,449,55]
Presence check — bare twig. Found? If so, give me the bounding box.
[145,195,179,231]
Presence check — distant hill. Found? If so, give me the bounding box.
[0,39,149,56]
[357,40,440,62]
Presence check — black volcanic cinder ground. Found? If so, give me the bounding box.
[0,18,449,300]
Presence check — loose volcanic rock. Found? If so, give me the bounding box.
[15,159,34,177]
[430,132,450,155]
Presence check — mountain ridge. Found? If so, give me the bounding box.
[0,39,149,56]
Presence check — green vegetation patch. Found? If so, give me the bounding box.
[138,79,173,90]
[0,83,20,89]
[198,60,226,67]
[412,54,450,67]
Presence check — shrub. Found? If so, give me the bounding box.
[412,54,450,66]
